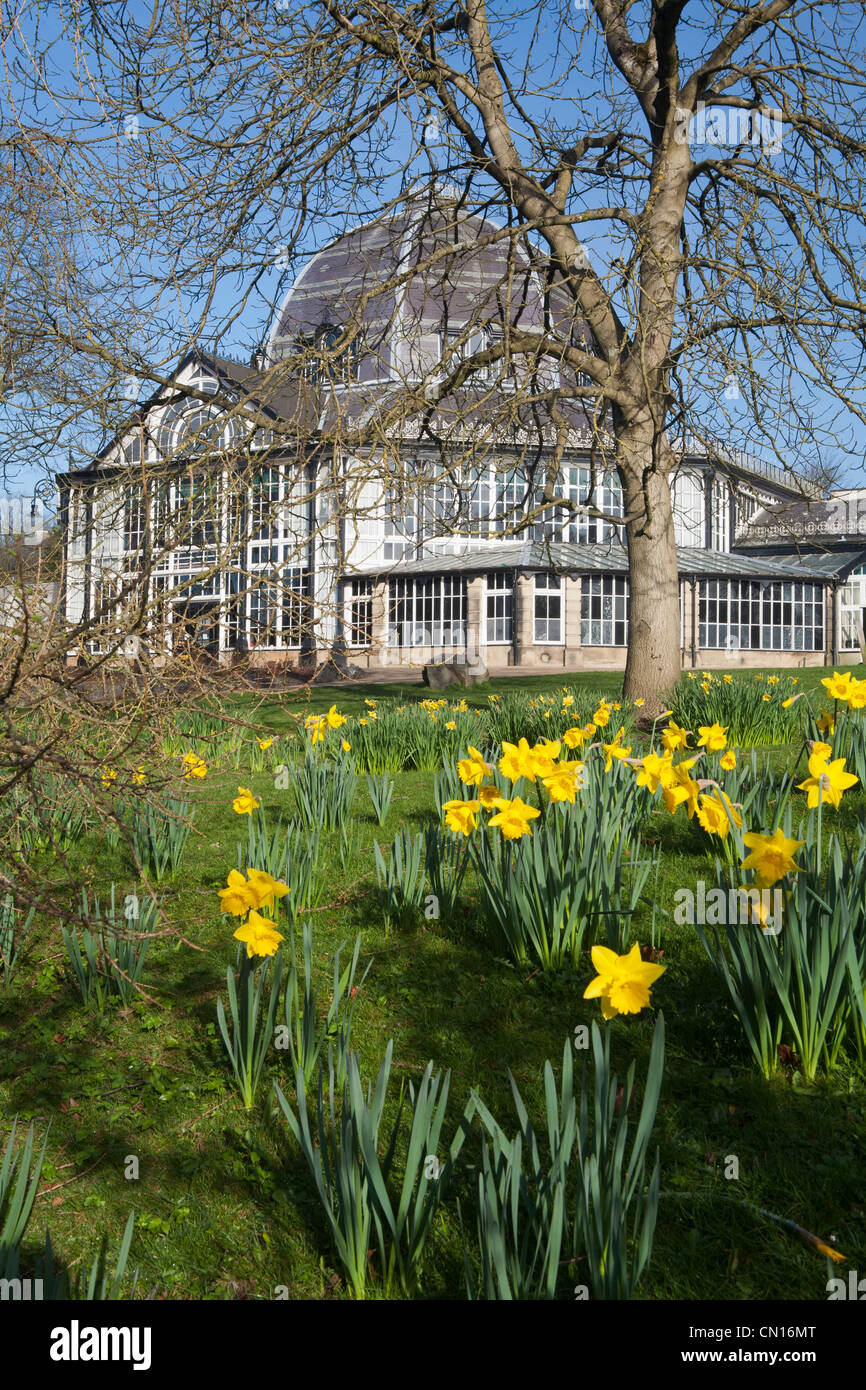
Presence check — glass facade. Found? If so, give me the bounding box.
[699,579,824,650]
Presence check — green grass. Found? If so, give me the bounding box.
[1,673,864,1300]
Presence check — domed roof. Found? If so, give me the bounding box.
[266,186,590,390]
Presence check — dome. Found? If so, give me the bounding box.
[265,186,591,393]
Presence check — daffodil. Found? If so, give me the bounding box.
[821,671,853,702]
[741,828,804,886]
[719,750,737,771]
[305,714,327,744]
[530,739,561,777]
[592,706,611,727]
[634,750,673,793]
[218,870,260,918]
[446,720,457,730]
[326,704,346,729]
[488,796,541,839]
[797,753,858,810]
[541,761,585,804]
[809,741,833,761]
[341,739,351,752]
[848,679,866,710]
[817,710,835,735]
[233,786,260,816]
[697,723,728,752]
[459,746,493,787]
[258,737,275,750]
[696,789,742,839]
[562,726,586,750]
[478,783,506,810]
[661,721,690,752]
[603,740,633,773]
[234,910,285,960]
[583,943,665,1019]
[245,868,290,913]
[442,799,480,835]
[661,759,701,817]
[182,752,207,779]
[498,739,538,783]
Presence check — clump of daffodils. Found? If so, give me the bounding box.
[218,868,288,958]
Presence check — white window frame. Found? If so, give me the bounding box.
[486,572,513,644]
[581,575,629,646]
[534,573,564,644]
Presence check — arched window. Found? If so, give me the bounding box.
[672,470,704,546]
[294,325,361,385]
[155,392,239,457]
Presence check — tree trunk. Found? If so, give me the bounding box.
[619,444,681,714]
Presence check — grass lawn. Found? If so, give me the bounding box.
[2,666,864,1300]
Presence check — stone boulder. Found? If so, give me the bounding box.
[422,659,489,689]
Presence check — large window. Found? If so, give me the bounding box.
[840,566,866,650]
[581,575,629,646]
[387,577,466,650]
[440,327,492,382]
[699,579,824,650]
[249,467,281,540]
[345,578,373,647]
[534,574,563,643]
[176,470,218,548]
[672,471,704,546]
[486,572,513,643]
[123,483,146,554]
[384,485,418,561]
[246,566,312,649]
[295,326,361,385]
[559,468,624,543]
[710,477,731,552]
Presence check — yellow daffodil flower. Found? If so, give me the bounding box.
[233,786,260,816]
[488,796,541,839]
[459,746,493,787]
[218,870,260,918]
[234,910,285,960]
[541,760,586,804]
[245,868,290,913]
[478,783,506,810]
[797,753,858,810]
[661,721,690,752]
[442,799,481,835]
[697,723,728,753]
[741,828,804,886]
[583,943,665,1019]
[498,738,538,783]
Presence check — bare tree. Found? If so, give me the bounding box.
[4,0,866,721]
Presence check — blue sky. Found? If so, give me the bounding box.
[3,0,865,506]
